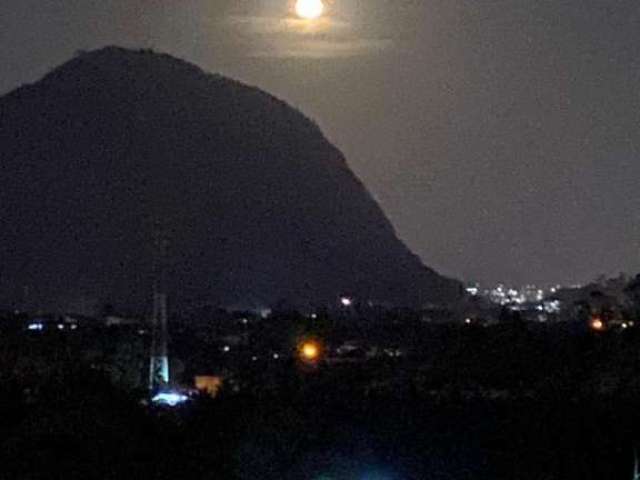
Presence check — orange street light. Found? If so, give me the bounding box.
[299,340,321,362]
[590,317,604,331]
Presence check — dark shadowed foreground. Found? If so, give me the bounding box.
[2,315,640,480]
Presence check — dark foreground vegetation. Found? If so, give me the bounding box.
[2,318,640,480]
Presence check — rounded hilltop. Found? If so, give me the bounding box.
[0,46,461,313]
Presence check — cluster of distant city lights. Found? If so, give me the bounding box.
[467,283,562,313]
[27,321,78,331]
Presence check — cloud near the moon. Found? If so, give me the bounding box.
[226,15,350,35]
[249,37,392,59]
[224,13,391,58]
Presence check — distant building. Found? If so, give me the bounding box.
[194,375,224,398]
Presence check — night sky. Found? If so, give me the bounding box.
[1,0,639,287]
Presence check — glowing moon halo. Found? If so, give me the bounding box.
[295,0,325,20]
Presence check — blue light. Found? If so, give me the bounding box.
[151,391,189,407]
[27,323,44,331]
[361,473,393,480]
[360,467,399,480]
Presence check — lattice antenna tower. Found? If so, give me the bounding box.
[149,219,170,391]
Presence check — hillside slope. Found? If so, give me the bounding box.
[0,47,460,312]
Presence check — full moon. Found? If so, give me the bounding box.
[295,0,325,20]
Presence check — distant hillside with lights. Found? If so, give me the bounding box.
[0,46,461,313]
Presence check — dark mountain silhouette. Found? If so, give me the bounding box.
[0,47,460,313]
